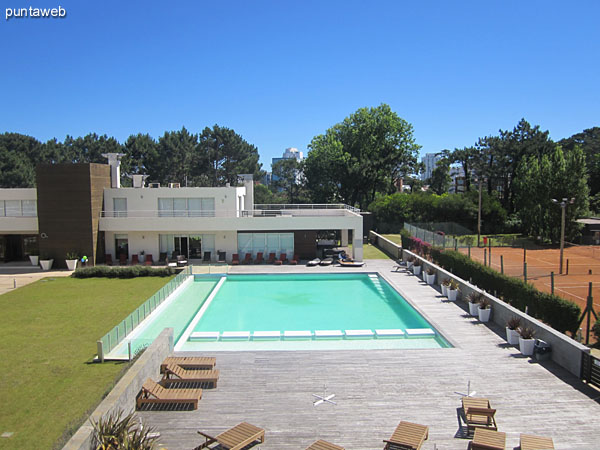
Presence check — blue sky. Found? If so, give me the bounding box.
[1,1,598,170]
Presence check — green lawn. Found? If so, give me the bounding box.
[0,276,173,450]
[351,242,392,259]
[381,234,403,245]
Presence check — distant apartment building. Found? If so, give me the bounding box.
[271,147,304,185]
[449,166,466,194]
[420,153,441,181]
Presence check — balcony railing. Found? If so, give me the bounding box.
[100,204,360,218]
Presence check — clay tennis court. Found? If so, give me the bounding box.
[458,244,600,337]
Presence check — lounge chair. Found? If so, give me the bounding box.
[519,434,554,450]
[176,255,188,267]
[254,252,264,264]
[383,420,429,450]
[307,258,321,266]
[196,422,265,450]
[339,259,365,267]
[217,251,226,263]
[320,257,333,266]
[462,397,497,434]
[306,439,345,450]
[119,253,127,265]
[160,356,216,372]
[144,254,153,266]
[105,254,113,266]
[159,252,168,265]
[131,254,140,265]
[275,253,287,265]
[267,252,276,264]
[242,253,253,264]
[472,428,505,450]
[290,254,299,265]
[161,364,219,388]
[231,253,240,265]
[203,251,211,263]
[136,378,202,410]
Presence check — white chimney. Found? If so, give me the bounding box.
[102,153,125,188]
[238,174,254,209]
[129,174,149,188]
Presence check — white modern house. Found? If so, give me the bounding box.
[0,158,363,266]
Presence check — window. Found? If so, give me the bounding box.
[113,198,127,217]
[4,200,21,216]
[239,233,293,257]
[0,201,4,217]
[158,198,215,217]
[22,200,37,217]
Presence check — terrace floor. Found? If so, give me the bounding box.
[138,260,600,449]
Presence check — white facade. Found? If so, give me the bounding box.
[421,153,441,181]
[0,188,38,234]
[449,166,466,194]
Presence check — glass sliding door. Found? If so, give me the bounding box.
[189,235,202,259]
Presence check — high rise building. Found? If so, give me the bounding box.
[421,153,442,181]
[271,148,305,184]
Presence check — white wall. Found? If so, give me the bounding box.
[0,188,37,200]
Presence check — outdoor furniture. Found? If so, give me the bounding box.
[275,253,287,265]
[306,439,345,450]
[144,254,153,266]
[339,259,365,267]
[254,252,264,264]
[520,434,555,450]
[136,378,202,410]
[160,356,216,372]
[242,253,253,264]
[217,251,226,263]
[159,252,168,265]
[320,257,333,266]
[161,364,219,388]
[472,428,505,450]
[105,254,113,265]
[290,254,299,265]
[307,258,321,266]
[231,253,240,265]
[383,420,429,450]
[131,254,140,265]
[176,255,188,267]
[267,252,276,264]
[119,253,127,265]
[203,251,211,263]
[196,422,265,450]
[462,397,497,434]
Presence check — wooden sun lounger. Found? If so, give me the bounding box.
[136,378,202,410]
[383,420,429,450]
[472,428,505,450]
[306,439,345,450]
[520,434,555,450]
[160,356,216,372]
[162,364,219,388]
[196,422,265,450]
[462,397,497,434]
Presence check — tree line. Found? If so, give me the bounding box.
[0,125,263,188]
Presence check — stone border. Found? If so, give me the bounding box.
[369,231,590,377]
[62,328,174,450]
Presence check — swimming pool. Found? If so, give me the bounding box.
[107,273,450,358]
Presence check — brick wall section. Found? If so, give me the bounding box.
[62,328,174,450]
[369,230,590,377]
[36,163,110,267]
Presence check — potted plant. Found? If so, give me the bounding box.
[425,267,436,285]
[65,252,78,271]
[441,279,450,296]
[412,259,422,276]
[519,326,536,356]
[506,316,521,345]
[478,297,492,322]
[466,292,482,315]
[447,280,459,301]
[29,251,39,266]
[39,253,53,271]
[406,255,415,269]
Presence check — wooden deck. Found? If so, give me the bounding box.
[139,260,600,449]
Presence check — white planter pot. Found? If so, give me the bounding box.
[441,284,448,296]
[66,259,78,271]
[478,307,491,322]
[425,273,435,285]
[29,255,39,266]
[506,328,520,345]
[468,302,480,316]
[447,288,458,301]
[413,265,422,275]
[519,337,536,356]
[39,259,54,271]
[407,261,414,269]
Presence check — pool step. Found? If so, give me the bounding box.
[188,328,436,341]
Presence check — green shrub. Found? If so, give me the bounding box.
[429,248,581,334]
[72,266,175,279]
[592,319,600,345]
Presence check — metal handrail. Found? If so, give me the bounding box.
[100,206,360,218]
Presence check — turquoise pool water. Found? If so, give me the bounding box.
[109,273,450,357]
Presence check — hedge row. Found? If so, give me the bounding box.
[428,248,581,334]
[71,266,176,279]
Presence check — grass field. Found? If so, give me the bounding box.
[0,275,173,450]
[351,242,392,259]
